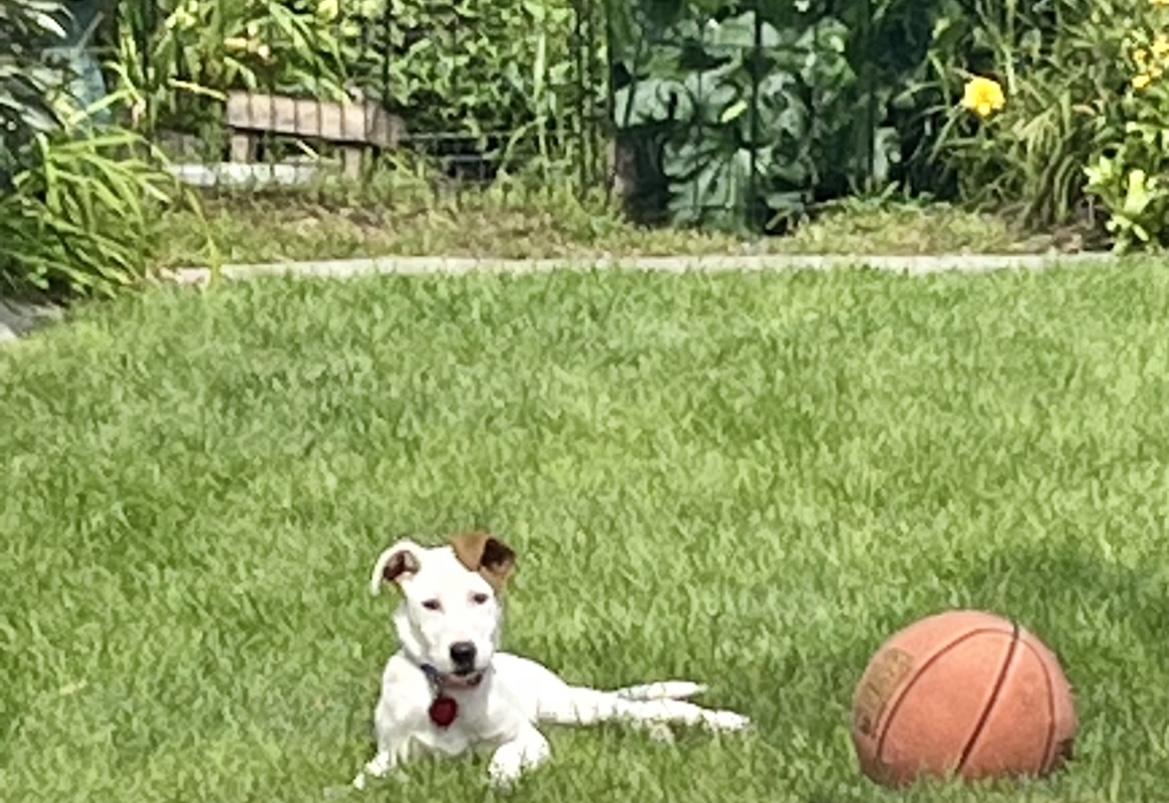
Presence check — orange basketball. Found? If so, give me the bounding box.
[851,610,1078,787]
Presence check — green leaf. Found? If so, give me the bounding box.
[1122,170,1153,217]
[720,99,748,123]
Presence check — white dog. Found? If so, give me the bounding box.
[352,532,751,789]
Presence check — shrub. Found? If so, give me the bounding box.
[1083,0,1169,251]
[610,4,881,232]
[910,0,1121,229]
[607,0,973,233]
[911,0,1169,252]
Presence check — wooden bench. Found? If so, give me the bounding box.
[225,91,407,179]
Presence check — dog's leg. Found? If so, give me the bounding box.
[351,751,392,791]
[540,687,750,732]
[612,681,708,701]
[352,731,412,790]
[487,724,552,788]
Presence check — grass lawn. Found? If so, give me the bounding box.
[2,262,1167,802]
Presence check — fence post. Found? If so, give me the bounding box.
[602,0,618,202]
[749,0,763,230]
[572,0,587,191]
[585,0,603,191]
[860,0,876,192]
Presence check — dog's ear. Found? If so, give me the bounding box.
[449,531,516,594]
[370,540,424,596]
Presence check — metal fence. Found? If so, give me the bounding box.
[83,0,909,233]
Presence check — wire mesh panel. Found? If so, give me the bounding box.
[371,0,607,191]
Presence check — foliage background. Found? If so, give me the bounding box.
[605,0,1029,232]
[109,0,595,167]
[3,0,1165,300]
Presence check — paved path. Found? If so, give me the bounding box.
[165,251,1114,285]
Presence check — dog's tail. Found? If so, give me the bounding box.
[610,681,707,701]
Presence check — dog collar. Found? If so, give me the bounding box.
[428,695,458,728]
[419,663,484,728]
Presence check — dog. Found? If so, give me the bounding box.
[352,532,751,789]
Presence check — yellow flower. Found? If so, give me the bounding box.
[1134,47,1150,66]
[1133,73,1153,89]
[317,0,340,22]
[961,76,1006,118]
[165,4,197,30]
[1154,35,1169,57]
[1128,170,1149,197]
[1152,0,1169,6]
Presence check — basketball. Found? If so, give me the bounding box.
[850,610,1078,787]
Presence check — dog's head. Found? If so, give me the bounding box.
[370,532,516,682]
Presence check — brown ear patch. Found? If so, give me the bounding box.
[382,549,421,584]
[449,531,517,594]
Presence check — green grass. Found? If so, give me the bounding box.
[2,262,1168,803]
[151,188,1070,269]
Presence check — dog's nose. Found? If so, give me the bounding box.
[449,641,477,669]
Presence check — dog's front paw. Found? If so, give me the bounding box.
[703,709,752,733]
[487,762,521,790]
[352,751,402,791]
[488,754,534,790]
[488,730,552,789]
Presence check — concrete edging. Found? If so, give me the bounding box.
[0,300,62,344]
[163,252,1117,286]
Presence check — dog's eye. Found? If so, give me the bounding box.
[471,593,489,605]
[421,599,442,611]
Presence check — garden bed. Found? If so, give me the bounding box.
[151,192,1093,271]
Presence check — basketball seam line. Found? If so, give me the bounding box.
[955,621,1021,774]
[873,626,1013,762]
[1020,639,1058,772]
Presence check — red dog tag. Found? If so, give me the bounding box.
[428,696,458,728]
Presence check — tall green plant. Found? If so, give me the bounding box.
[1,1,204,298]
[0,0,68,181]
[109,0,354,142]
[0,127,184,297]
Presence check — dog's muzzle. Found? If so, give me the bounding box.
[449,641,477,673]
[420,660,485,690]
[442,671,485,689]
